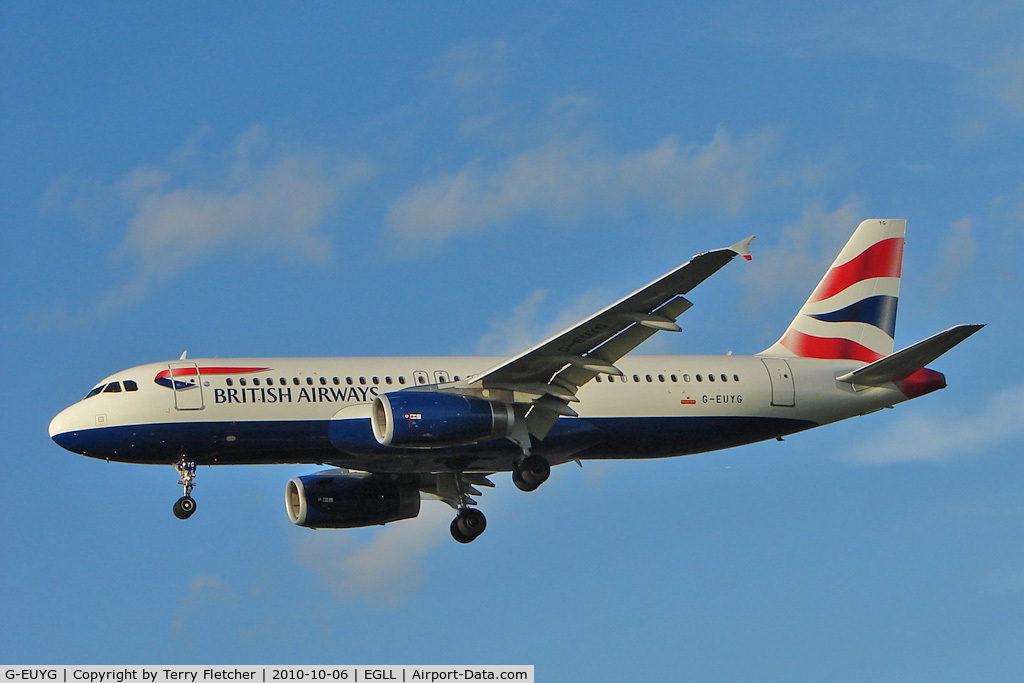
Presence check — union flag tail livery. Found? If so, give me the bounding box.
[762,219,905,362]
[48,218,982,543]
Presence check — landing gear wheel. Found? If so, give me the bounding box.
[450,508,487,543]
[173,496,197,519]
[513,454,550,491]
[512,468,540,492]
[450,518,473,543]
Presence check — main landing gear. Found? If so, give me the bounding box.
[512,453,550,492]
[434,472,493,544]
[173,458,198,520]
[447,454,550,542]
[450,507,487,544]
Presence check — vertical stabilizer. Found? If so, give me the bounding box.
[760,219,906,362]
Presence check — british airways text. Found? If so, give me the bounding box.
[213,386,379,404]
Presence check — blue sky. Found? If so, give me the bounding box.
[3,1,1024,678]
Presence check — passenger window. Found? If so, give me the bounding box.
[633,374,640,383]
[658,374,665,383]
[721,374,728,382]
[645,375,653,383]
[320,377,327,385]
[85,385,104,399]
[293,378,300,386]
[360,377,367,385]
[453,375,461,381]
[696,375,703,382]
[267,377,274,386]
[103,382,122,393]
[595,375,602,382]
[399,376,406,385]
[372,376,379,384]
[733,374,740,382]
[240,378,247,386]
[670,374,678,382]
[683,374,690,382]
[123,380,139,392]
[346,377,353,385]
[253,378,260,386]
[226,378,234,387]
[333,377,340,385]
[306,377,314,385]
[280,378,287,386]
[608,375,615,383]
[386,376,393,385]
[709,374,715,382]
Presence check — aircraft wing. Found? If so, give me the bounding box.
[467,236,755,439]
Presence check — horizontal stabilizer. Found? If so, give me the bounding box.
[836,324,984,386]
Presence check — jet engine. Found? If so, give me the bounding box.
[370,391,516,448]
[285,471,420,528]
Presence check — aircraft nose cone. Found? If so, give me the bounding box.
[49,403,88,452]
[49,407,68,439]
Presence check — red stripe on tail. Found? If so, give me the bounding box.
[810,237,904,303]
[779,329,883,362]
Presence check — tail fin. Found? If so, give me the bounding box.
[760,219,906,362]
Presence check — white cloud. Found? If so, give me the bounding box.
[738,198,865,321]
[473,287,613,356]
[975,45,1024,114]
[990,183,1024,232]
[474,288,550,356]
[721,2,1024,126]
[115,126,374,279]
[842,383,1024,465]
[40,126,375,323]
[292,503,451,606]
[432,40,511,95]
[170,574,235,648]
[386,125,775,250]
[928,217,978,297]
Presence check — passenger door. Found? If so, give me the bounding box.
[168,362,204,410]
[761,358,795,407]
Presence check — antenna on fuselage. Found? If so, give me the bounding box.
[179,350,188,360]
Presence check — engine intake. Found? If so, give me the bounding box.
[285,472,420,528]
[371,391,516,448]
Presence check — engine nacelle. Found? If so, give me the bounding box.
[371,391,516,448]
[285,472,420,528]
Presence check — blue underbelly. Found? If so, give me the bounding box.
[53,415,816,470]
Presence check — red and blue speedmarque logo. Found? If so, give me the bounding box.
[154,366,269,390]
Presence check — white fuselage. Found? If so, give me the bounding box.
[48,353,923,473]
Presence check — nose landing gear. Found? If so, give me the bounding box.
[173,458,198,519]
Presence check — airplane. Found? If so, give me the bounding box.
[49,219,983,543]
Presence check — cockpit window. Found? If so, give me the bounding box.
[84,380,137,398]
